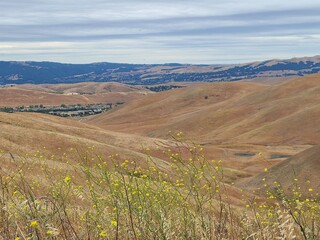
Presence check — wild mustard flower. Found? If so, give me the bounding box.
[30,220,39,228]
[64,176,71,183]
[99,230,108,237]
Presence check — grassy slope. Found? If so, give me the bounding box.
[86,81,265,137]
[242,145,320,193]
[0,112,169,168]
[87,74,320,146]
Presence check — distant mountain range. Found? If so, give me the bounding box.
[1,56,320,85]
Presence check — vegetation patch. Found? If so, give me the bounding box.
[234,152,256,157]
[270,154,292,159]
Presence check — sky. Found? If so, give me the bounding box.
[0,0,320,64]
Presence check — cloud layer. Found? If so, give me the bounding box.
[1,0,320,63]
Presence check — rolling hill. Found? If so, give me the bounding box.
[0,111,257,187]
[87,74,320,146]
[13,82,147,94]
[1,71,318,193]
[0,71,318,215]
[0,83,150,107]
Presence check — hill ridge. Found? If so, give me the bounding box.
[1,55,320,85]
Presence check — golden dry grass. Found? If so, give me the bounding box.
[0,112,170,168]
[242,145,320,195]
[88,74,320,146]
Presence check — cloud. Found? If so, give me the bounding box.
[0,0,319,63]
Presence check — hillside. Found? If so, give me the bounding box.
[88,74,320,146]
[0,112,261,186]
[1,56,320,85]
[0,112,168,167]
[242,145,320,194]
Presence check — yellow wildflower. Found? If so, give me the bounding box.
[64,176,71,183]
[99,230,108,237]
[30,220,39,228]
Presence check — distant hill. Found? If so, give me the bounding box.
[1,56,320,85]
[14,82,147,94]
[0,82,150,107]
